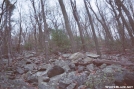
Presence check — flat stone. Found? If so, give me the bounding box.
[86,52,100,58]
[69,52,84,60]
[62,54,71,58]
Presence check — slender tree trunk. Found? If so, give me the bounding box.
[58,0,76,52]
[87,1,113,50]
[40,0,49,61]
[84,0,101,55]
[18,12,22,53]
[70,0,86,51]
[30,0,43,50]
[107,0,126,52]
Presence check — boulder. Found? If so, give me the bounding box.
[54,60,70,67]
[69,52,84,60]
[69,63,76,70]
[38,76,50,83]
[24,71,38,85]
[68,71,88,86]
[59,79,72,89]
[62,65,71,72]
[24,63,37,71]
[86,64,95,72]
[66,82,77,89]
[47,66,65,78]
[83,57,93,64]
[77,65,85,73]
[24,53,34,58]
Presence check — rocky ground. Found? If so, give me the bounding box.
[0,51,134,89]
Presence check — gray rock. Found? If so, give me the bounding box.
[62,54,71,58]
[49,59,56,62]
[49,72,67,84]
[86,64,95,72]
[77,65,85,73]
[66,82,77,89]
[47,66,65,78]
[100,63,107,69]
[24,71,38,85]
[24,63,36,71]
[25,53,34,58]
[25,59,32,64]
[15,67,24,74]
[69,63,76,70]
[39,64,52,71]
[63,65,71,72]
[86,72,115,89]
[114,71,134,86]
[59,80,70,89]
[78,85,86,89]
[38,76,50,84]
[68,72,88,86]
[69,52,84,60]
[86,52,100,58]
[38,83,57,89]
[83,57,93,63]
[54,60,70,67]
[41,77,50,82]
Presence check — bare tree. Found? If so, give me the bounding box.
[30,0,43,50]
[84,0,101,55]
[70,0,86,51]
[58,0,76,52]
[115,0,134,33]
[40,0,49,61]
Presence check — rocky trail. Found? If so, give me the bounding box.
[0,51,134,89]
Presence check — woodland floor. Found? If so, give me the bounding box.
[0,49,134,89]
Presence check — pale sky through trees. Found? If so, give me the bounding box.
[12,0,97,19]
[10,0,98,33]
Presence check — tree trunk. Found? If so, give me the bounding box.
[115,0,134,33]
[84,0,101,56]
[18,12,22,53]
[114,0,134,46]
[107,0,126,52]
[70,0,86,51]
[58,0,76,53]
[30,0,43,50]
[40,0,49,61]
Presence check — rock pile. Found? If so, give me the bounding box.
[0,52,134,89]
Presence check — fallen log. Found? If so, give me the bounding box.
[74,59,134,66]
